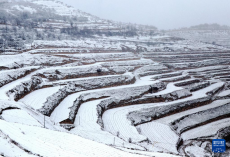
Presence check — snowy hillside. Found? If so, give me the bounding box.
[4,0,104,22]
[166,24,230,48]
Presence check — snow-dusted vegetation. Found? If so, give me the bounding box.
[0,67,38,87]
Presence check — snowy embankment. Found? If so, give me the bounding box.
[101,59,153,67]
[96,81,166,127]
[99,77,202,152]
[185,82,210,92]
[30,39,124,51]
[55,52,138,63]
[218,89,230,97]
[0,71,42,100]
[0,67,39,87]
[135,92,227,154]
[155,99,230,125]
[48,75,167,151]
[40,65,132,81]
[181,118,230,141]
[121,82,225,154]
[151,82,183,95]
[100,81,190,154]
[127,82,224,126]
[135,64,168,75]
[159,75,191,83]
[39,59,152,81]
[152,71,183,80]
[0,54,76,70]
[50,75,158,124]
[136,100,230,152]
[39,74,135,116]
[7,76,44,101]
[170,102,230,134]
[174,78,200,87]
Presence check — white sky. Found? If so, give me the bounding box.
[59,0,230,30]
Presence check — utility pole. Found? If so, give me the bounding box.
[113,137,115,145]
[44,115,45,128]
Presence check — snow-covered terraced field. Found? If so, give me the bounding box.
[155,99,230,125]
[20,86,61,109]
[181,118,230,141]
[137,122,179,153]
[1,109,42,127]
[1,18,230,156]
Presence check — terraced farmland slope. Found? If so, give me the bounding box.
[1,36,230,156]
[1,0,230,157]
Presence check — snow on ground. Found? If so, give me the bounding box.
[0,62,107,101]
[54,52,137,62]
[103,105,148,143]
[50,91,82,123]
[160,81,225,103]
[1,1,230,156]
[159,74,189,82]
[135,99,230,153]
[49,73,162,152]
[0,54,69,69]
[51,74,157,123]
[102,81,224,153]
[18,102,64,131]
[0,54,26,67]
[137,122,179,154]
[155,99,230,124]
[181,118,230,141]
[20,86,60,109]
[218,89,230,97]
[132,81,224,118]
[151,82,183,95]
[184,145,209,157]
[127,81,225,127]
[70,99,145,150]
[0,119,169,157]
[191,82,224,97]
[0,130,35,157]
[1,109,42,127]
[117,147,180,157]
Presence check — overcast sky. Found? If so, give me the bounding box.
[60,0,230,30]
